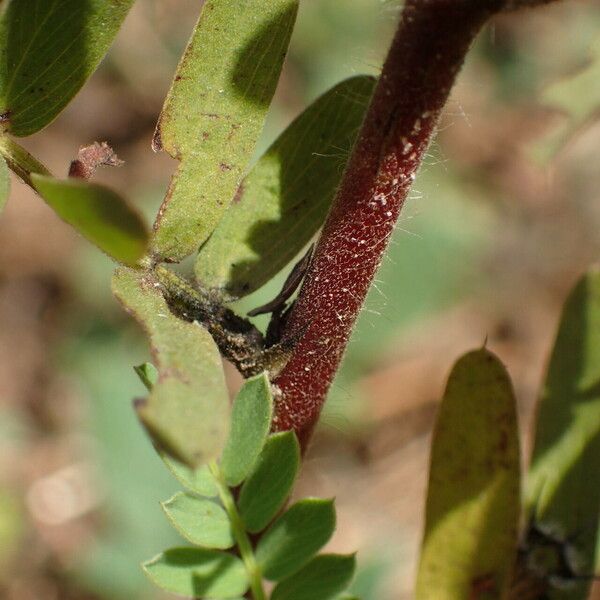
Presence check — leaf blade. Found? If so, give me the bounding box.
[152,0,299,262]
[162,492,234,549]
[415,349,521,600]
[0,0,135,136]
[271,554,356,600]
[161,455,219,499]
[143,547,248,598]
[525,268,600,596]
[238,431,300,533]
[195,75,375,298]
[112,267,230,467]
[31,175,149,267]
[256,498,336,581]
[220,372,273,486]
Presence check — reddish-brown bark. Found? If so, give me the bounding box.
[272,0,503,447]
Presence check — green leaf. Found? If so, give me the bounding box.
[0,0,135,137]
[162,492,234,549]
[271,554,356,600]
[531,38,600,163]
[151,0,299,262]
[0,154,8,213]
[525,268,600,595]
[195,75,375,298]
[161,456,219,499]
[415,349,521,600]
[31,175,149,267]
[220,372,273,486]
[134,362,158,392]
[238,431,300,533]
[143,547,248,598]
[256,498,336,581]
[112,268,230,467]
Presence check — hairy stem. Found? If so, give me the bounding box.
[210,463,266,600]
[272,0,506,448]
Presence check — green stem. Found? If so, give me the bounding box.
[210,462,266,600]
[0,135,51,187]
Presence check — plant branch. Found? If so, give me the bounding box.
[210,463,266,600]
[271,0,516,448]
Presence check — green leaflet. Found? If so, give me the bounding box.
[271,554,357,600]
[151,0,299,262]
[112,268,230,467]
[0,0,135,137]
[525,268,600,598]
[0,154,8,213]
[220,372,273,486]
[161,456,219,499]
[531,37,600,164]
[31,175,149,267]
[256,498,336,581]
[143,547,248,598]
[161,493,234,549]
[238,431,300,533]
[416,349,521,600]
[195,76,376,298]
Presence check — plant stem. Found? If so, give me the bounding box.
[272,0,504,448]
[210,463,266,600]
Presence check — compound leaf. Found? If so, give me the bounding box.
[416,349,521,600]
[525,268,600,596]
[256,498,336,581]
[0,0,135,136]
[195,75,375,298]
[271,554,356,600]
[152,0,299,262]
[31,175,149,267]
[220,372,273,486]
[143,547,248,598]
[112,268,230,467]
[162,493,234,549]
[238,431,300,533]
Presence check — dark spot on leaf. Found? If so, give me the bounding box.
[219,163,232,172]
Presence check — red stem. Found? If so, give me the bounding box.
[272,0,501,447]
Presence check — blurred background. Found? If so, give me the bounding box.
[1,0,599,598]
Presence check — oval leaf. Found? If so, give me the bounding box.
[31,175,149,267]
[238,431,300,533]
[524,268,600,596]
[143,547,248,598]
[415,349,521,600]
[220,372,273,486]
[112,268,230,467]
[152,0,299,262]
[194,75,375,298]
[0,0,135,136]
[162,492,234,549]
[0,154,9,213]
[256,498,336,581]
[161,455,219,498]
[271,554,356,600]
